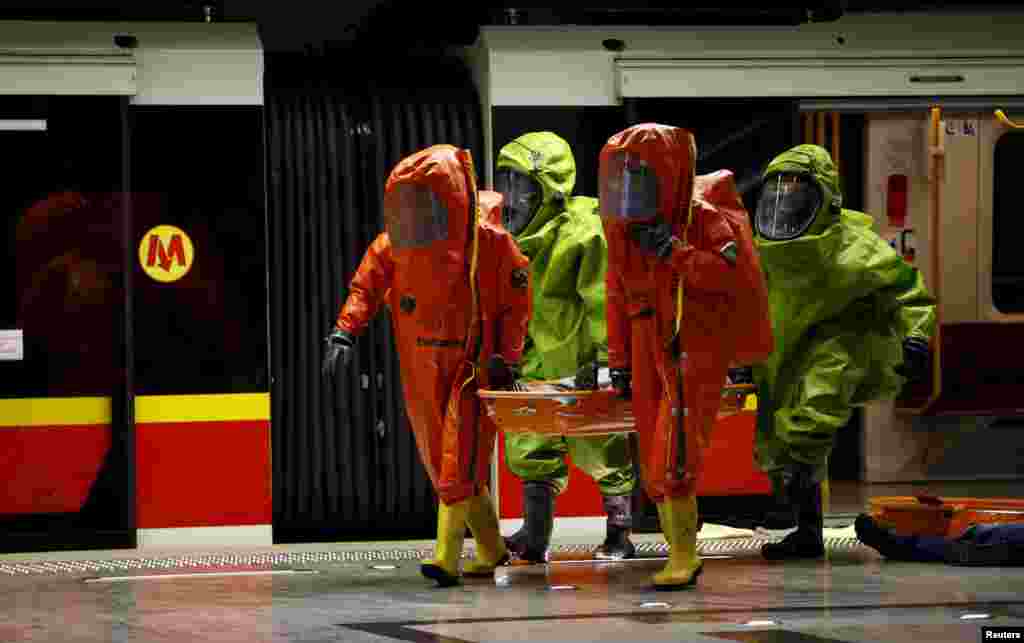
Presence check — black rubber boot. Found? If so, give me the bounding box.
[761,471,825,560]
[505,481,555,563]
[596,494,637,560]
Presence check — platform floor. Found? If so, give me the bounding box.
[1,532,1021,642]
[2,479,1024,642]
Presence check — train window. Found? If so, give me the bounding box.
[992,131,1024,314]
[2,96,127,398]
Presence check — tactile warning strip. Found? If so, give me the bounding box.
[0,537,868,576]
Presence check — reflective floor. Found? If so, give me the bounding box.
[1,531,1022,643]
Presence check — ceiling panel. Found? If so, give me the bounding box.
[0,1,1019,51]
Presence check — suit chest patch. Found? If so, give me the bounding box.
[399,294,416,313]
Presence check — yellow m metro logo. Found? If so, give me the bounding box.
[139,225,194,283]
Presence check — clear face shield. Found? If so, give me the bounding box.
[754,172,824,241]
[599,151,660,221]
[494,167,541,235]
[384,182,450,249]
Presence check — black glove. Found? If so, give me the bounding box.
[728,366,754,385]
[610,368,632,400]
[487,355,523,391]
[628,220,677,259]
[322,328,356,378]
[573,360,600,390]
[894,337,930,382]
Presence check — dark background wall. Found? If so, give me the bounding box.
[265,51,485,542]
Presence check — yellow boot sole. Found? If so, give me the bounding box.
[420,562,462,587]
[462,551,510,577]
[652,562,703,590]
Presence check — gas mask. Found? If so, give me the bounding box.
[754,172,824,241]
[384,181,450,248]
[494,167,542,235]
[598,150,660,222]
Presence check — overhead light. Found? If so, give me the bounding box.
[547,585,577,591]
[369,565,397,571]
[0,120,46,131]
[745,619,778,626]
[201,2,217,23]
[961,613,991,620]
[640,602,671,608]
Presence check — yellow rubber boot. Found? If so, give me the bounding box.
[421,499,469,587]
[655,500,673,547]
[652,494,703,590]
[462,489,510,577]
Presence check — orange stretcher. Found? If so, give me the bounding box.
[869,495,1024,538]
[479,381,756,436]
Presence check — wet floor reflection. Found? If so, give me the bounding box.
[0,548,1022,642]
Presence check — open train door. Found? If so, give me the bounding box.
[894,105,1024,418]
[865,104,1024,482]
[893,107,945,415]
[890,106,1024,418]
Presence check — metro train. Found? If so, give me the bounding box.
[0,10,1021,552]
[466,12,1024,531]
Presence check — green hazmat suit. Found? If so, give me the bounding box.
[497,131,635,497]
[752,144,937,487]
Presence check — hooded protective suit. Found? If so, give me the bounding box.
[599,123,766,589]
[328,145,531,586]
[478,190,504,227]
[752,144,935,561]
[600,124,759,502]
[334,145,530,504]
[752,144,936,483]
[493,132,635,504]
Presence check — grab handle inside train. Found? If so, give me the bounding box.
[894,106,944,415]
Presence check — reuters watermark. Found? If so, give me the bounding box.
[983,627,1024,641]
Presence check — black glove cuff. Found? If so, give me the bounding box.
[728,366,754,384]
[656,236,677,258]
[904,337,930,354]
[574,360,600,389]
[507,361,522,379]
[487,355,521,389]
[487,354,520,373]
[326,328,355,347]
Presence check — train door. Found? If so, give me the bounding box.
[0,96,135,552]
[863,107,1024,482]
